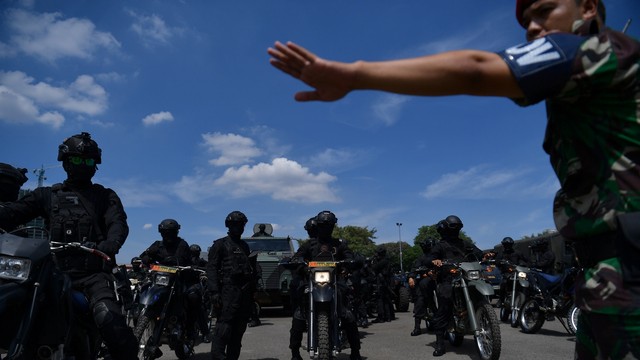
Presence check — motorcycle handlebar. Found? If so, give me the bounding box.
[50,241,111,262]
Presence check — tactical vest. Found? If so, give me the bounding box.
[49,184,106,272]
[221,238,254,284]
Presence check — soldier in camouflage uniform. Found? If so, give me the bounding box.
[268,0,640,358]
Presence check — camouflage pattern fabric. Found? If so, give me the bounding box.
[575,310,640,359]
[500,20,640,315]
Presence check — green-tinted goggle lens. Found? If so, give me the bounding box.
[69,156,96,166]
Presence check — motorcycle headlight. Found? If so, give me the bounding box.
[314,271,331,284]
[0,256,31,281]
[466,270,480,280]
[155,274,171,286]
[517,271,527,280]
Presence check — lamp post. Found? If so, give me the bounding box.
[396,222,403,273]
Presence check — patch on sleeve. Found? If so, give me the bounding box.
[498,33,585,104]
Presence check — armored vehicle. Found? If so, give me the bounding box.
[243,223,295,311]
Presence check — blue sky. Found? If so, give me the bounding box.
[1,0,638,264]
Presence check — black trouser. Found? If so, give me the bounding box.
[211,283,253,360]
[186,282,208,337]
[432,281,453,334]
[73,272,138,360]
[413,277,436,319]
[375,283,393,321]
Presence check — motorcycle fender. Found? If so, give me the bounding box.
[470,280,495,296]
[312,285,334,303]
[138,285,169,307]
[0,282,28,313]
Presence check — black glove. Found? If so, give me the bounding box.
[97,240,120,257]
[83,241,97,249]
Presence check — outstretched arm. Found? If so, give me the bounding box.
[267,41,524,102]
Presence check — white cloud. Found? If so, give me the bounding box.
[422,165,558,200]
[0,71,108,127]
[2,9,120,62]
[172,172,220,204]
[372,94,410,126]
[202,132,262,166]
[127,10,184,47]
[0,85,64,127]
[214,158,339,203]
[111,178,170,208]
[142,111,174,126]
[143,224,153,230]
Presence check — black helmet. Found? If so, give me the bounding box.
[225,211,248,227]
[57,132,102,164]
[501,236,514,247]
[304,216,318,237]
[436,215,463,235]
[189,244,201,253]
[0,163,28,186]
[316,210,338,226]
[158,218,180,232]
[419,237,436,253]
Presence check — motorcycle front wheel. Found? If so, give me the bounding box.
[519,299,545,334]
[474,303,502,360]
[510,291,525,328]
[134,314,158,360]
[316,310,332,360]
[567,304,580,335]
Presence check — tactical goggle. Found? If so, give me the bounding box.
[68,156,96,166]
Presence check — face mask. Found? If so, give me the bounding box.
[64,162,96,183]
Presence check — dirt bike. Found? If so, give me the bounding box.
[495,260,531,328]
[134,264,204,360]
[437,260,502,360]
[518,266,579,335]
[0,227,111,360]
[280,251,353,360]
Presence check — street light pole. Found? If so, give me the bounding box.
[396,222,403,273]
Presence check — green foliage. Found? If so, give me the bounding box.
[334,225,377,256]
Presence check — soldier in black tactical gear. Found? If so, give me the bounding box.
[188,243,212,342]
[140,219,192,266]
[408,237,437,336]
[371,246,394,323]
[0,162,28,203]
[127,256,147,282]
[428,215,483,357]
[190,244,208,268]
[490,236,529,307]
[289,211,362,360]
[0,132,138,359]
[529,238,555,274]
[140,218,202,342]
[207,211,257,360]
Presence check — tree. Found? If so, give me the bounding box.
[333,225,377,256]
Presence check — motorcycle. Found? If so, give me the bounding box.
[280,251,353,360]
[134,264,204,360]
[0,227,111,360]
[495,260,530,328]
[437,260,502,360]
[518,266,579,335]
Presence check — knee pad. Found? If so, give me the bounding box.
[93,301,114,328]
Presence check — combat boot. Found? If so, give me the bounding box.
[433,332,446,357]
[291,348,303,360]
[350,349,362,360]
[410,317,421,336]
